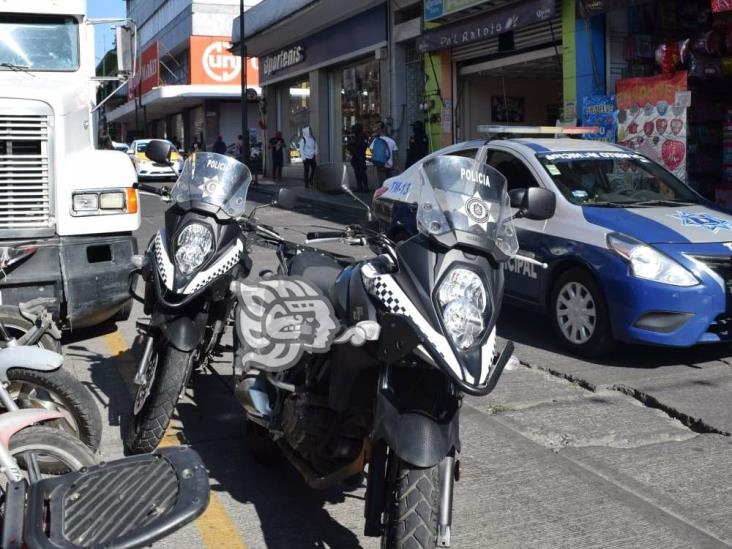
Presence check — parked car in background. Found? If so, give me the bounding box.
[128,139,183,180]
[112,141,129,153]
[374,134,732,357]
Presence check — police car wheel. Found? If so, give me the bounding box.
[550,269,614,357]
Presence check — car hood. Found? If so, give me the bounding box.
[582,204,732,245]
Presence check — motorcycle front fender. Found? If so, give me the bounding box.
[372,388,460,469]
[154,309,209,353]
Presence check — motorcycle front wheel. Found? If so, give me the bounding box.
[382,458,440,549]
[124,344,192,454]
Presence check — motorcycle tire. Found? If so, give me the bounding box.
[382,459,440,549]
[10,425,98,475]
[124,345,191,454]
[6,367,102,452]
[0,305,61,353]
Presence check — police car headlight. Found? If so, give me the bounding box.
[438,268,487,349]
[608,233,698,287]
[175,223,213,274]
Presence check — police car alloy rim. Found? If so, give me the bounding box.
[555,281,596,345]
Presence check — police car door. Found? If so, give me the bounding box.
[485,148,546,304]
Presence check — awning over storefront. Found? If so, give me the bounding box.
[106,84,260,127]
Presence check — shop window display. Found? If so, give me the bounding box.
[287,79,310,164]
[341,60,381,161]
[608,0,732,203]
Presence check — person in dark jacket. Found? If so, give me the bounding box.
[212,135,227,155]
[406,120,429,169]
[348,124,368,192]
[269,130,286,182]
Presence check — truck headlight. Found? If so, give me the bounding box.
[99,191,125,210]
[175,223,213,274]
[73,193,99,211]
[608,233,698,287]
[437,268,487,350]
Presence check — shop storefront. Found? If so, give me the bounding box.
[107,34,260,152]
[576,0,732,203]
[416,0,560,148]
[243,2,389,168]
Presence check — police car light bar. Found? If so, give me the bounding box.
[477,125,600,136]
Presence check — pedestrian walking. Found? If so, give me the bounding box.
[213,135,227,155]
[405,120,428,169]
[348,124,369,193]
[235,134,244,161]
[192,134,205,153]
[370,122,398,185]
[298,126,318,189]
[269,130,286,182]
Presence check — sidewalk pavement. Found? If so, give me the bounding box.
[249,175,374,213]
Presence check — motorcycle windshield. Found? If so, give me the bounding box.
[170,153,252,218]
[416,156,518,261]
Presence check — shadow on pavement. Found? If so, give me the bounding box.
[177,368,366,549]
[499,305,732,369]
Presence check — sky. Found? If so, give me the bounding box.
[88,0,127,62]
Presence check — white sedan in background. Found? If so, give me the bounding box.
[128,139,184,181]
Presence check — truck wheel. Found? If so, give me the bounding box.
[550,268,615,358]
[382,458,440,549]
[0,305,60,353]
[6,367,102,452]
[124,345,191,454]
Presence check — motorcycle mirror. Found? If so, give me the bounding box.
[276,188,297,209]
[314,163,348,195]
[145,139,174,165]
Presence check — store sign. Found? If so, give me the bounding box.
[190,36,259,86]
[576,0,655,16]
[127,42,159,101]
[616,72,687,110]
[263,46,305,77]
[425,0,493,22]
[417,0,555,52]
[582,95,616,142]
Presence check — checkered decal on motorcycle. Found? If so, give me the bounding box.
[154,231,174,291]
[366,277,408,316]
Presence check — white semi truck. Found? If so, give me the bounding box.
[0,0,140,329]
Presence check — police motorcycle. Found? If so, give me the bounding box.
[234,155,556,547]
[127,141,254,454]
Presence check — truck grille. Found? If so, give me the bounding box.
[0,115,50,230]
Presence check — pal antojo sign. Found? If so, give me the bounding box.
[127,41,159,100]
[190,36,259,86]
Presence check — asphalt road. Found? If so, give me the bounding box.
[61,188,732,549]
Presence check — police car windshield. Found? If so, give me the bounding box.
[537,151,699,207]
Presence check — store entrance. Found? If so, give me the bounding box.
[457,48,563,141]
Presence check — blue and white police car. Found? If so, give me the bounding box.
[373,133,732,356]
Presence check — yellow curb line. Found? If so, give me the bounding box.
[102,330,248,549]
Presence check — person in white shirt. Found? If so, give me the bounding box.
[370,122,399,185]
[298,125,318,189]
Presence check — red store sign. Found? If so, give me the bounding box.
[127,42,160,101]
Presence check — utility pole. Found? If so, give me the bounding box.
[239,0,250,169]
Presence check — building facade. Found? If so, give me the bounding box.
[107,0,262,151]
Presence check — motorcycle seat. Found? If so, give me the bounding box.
[288,251,343,298]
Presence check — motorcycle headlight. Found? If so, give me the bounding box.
[437,268,487,350]
[175,223,213,275]
[607,233,698,287]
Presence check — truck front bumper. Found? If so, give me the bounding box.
[0,234,137,329]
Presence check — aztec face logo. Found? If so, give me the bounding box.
[671,211,732,234]
[236,277,339,372]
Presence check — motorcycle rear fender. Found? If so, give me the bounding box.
[0,408,64,447]
[372,388,460,469]
[0,346,63,383]
[153,309,209,352]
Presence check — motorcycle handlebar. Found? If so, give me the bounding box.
[133,182,168,197]
[306,231,346,240]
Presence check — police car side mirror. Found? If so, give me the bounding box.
[522,188,556,220]
[145,140,174,165]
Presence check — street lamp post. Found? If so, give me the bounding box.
[239,0,250,170]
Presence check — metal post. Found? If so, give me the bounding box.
[239,0,250,170]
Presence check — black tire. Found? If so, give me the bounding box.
[10,426,98,475]
[245,420,282,465]
[6,367,102,452]
[0,305,60,353]
[124,345,191,454]
[550,268,615,358]
[382,459,440,549]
